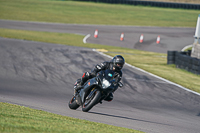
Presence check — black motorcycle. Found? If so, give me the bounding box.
[68,69,123,112]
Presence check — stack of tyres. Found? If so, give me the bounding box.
[180,54,186,69]
[188,56,192,72]
[167,51,176,64]
[198,60,200,74]
[176,52,182,68]
[186,56,192,72]
[181,55,187,70]
[192,58,200,74]
[167,50,200,75]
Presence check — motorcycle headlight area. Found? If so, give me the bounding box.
[102,79,111,89]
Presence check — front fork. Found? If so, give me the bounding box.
[85,87,97,100]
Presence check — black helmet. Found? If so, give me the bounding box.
[111,55,125,71]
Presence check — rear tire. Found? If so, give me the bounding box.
[82,90,101,112]
[68,96,80,110]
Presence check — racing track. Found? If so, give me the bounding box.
[0,20,195,53]
[0,20,200,133]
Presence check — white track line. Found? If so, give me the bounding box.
[93,49,200,96]
[125,77,168,84]
[83,34,91,43]
[181,44,193,51]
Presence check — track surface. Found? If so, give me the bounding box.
[0,20,195,53]
[0,20,200,133]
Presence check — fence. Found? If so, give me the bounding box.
[167,51,200,74]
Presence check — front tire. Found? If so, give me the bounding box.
[68,96,80,110]
[82,90,101,112]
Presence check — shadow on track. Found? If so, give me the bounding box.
[89,111,172,126]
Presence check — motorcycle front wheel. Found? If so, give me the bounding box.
[68,96,80,110]
[82,90,101,112]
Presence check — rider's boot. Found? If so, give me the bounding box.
[74,79,82,95]
[73,72,89,95]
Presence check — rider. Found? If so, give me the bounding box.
[74,55,125,102]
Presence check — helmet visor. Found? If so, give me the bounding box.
[116,63,123,68]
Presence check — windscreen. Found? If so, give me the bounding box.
[97,69,115,83]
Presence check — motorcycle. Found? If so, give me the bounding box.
[68,69,123,112]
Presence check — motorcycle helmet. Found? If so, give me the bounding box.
[111,55,125,71]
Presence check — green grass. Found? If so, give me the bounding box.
[0,102,143,133]
[0,28,199,93]
[0,0,199,27]
[106,49,200,93]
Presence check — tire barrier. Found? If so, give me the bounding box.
[167,51,176,64]
[75,0,200,10]
[167,50,200,75]
[129,0,200,10]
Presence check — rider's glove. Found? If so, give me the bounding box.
[90,72,96,77]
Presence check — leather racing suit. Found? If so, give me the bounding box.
[75,61,123,101]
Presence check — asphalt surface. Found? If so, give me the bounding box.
[0,20,195,53]
[0,20,200,133]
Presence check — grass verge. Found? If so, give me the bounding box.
[0,102,143,133]
[0,0,199,27]
[0,28,199,93]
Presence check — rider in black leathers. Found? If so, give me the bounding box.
[74,55,125,102]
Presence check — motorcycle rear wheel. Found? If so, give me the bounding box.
[68,96,80,110]
[82,90,101,112]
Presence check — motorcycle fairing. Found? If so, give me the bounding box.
[78,77,98,105]
[76,69,119,106]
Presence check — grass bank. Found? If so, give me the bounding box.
[0,0,199,27]
[0,102,142,133]
[0,28,199,93]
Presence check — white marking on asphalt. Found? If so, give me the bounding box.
[181,44,193,51]
[93,49,200,96]
[83,34,91,43]
[125,77,168,84]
